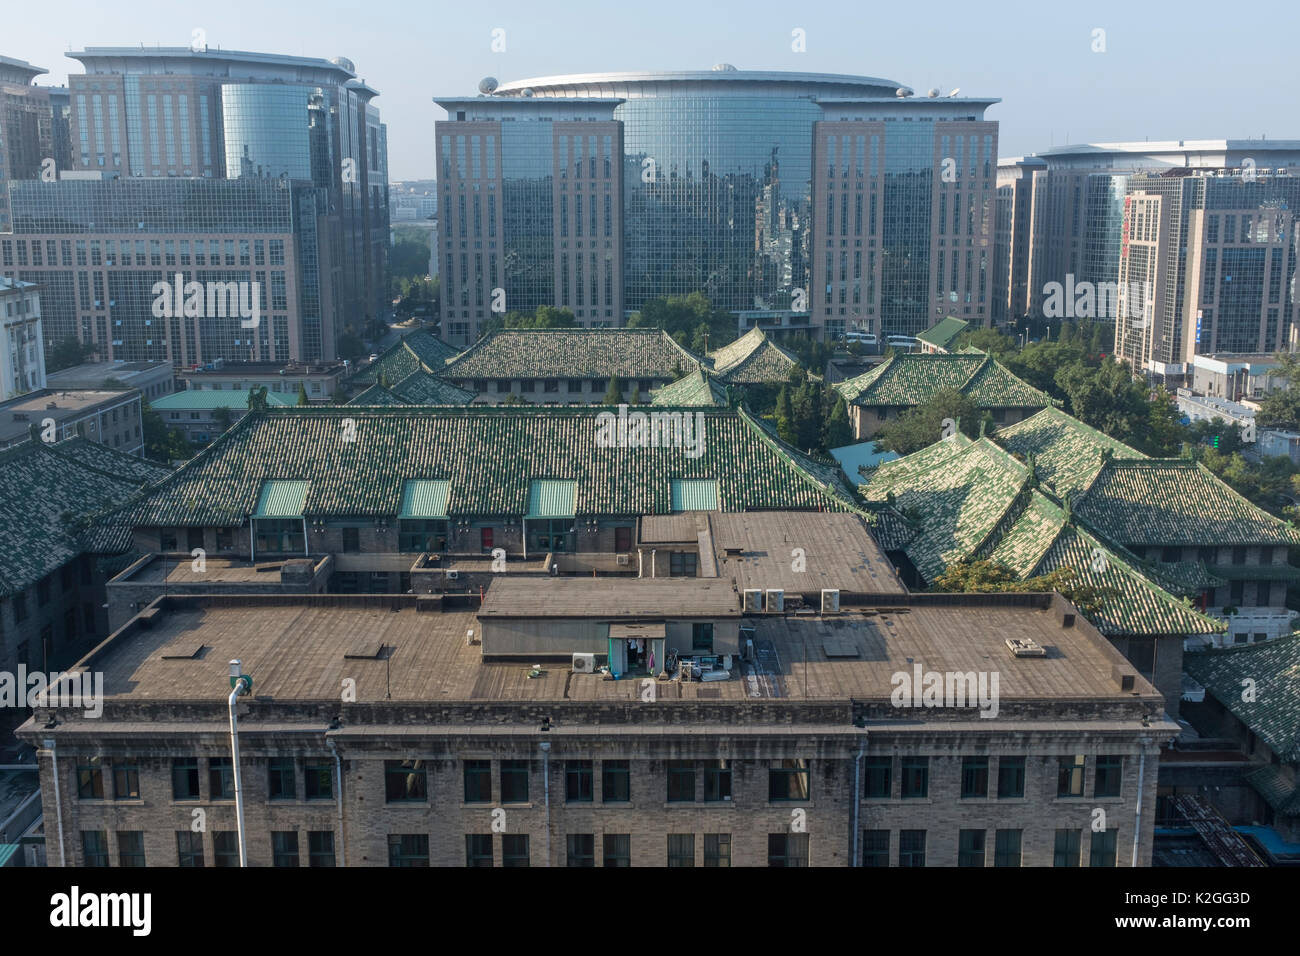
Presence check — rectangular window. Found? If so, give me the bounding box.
[466,834,494,867]
[703,833,731,868]
[958,829,986,867]
[602,759,630,802]
[1094,755,1123,798]
[82,830,109,867]
[565,760,594,803]
[863,756,892,798]
[1053,829,1081,867]
[768,833,809,867]
[342,527,360,553]
[113,764,140,799]
[997,757,1025,799]
[308,831,336,867]
[667,833,695,867]
[502,834,530,867]
[1090,829,1118,867]
[702,760,731,802]
[1058,755,1085,797]
[268,758,295,800]
[994,829,1022,867]
[769,759,811,802]
[77,758,105,799]
[900,756,929,798]
[304,761,333,800]
[501,759,529,803]
[388,834,429,867]
[118,831,146,867]
[670,551,698,577]
[213,831,239,867]
[566,833,595,867]
[665,760,697,803]
[463,759,492,803]
[385,760,428,802]
[603,834,630,867]
[176,831,204,867]
[172,758,200,800]
[209,758,234,800]
[961,756,988,799]
[272,831,299,867]
[898,830,926,867]
[862,830,889,867]
[692,622,714,653]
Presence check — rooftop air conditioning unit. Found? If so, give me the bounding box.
[766,589,784,613]
[445,569,459,581]
[743,588,763,612]
[1006,638,1046,658]
[821,588,840,614]
[572,653,596,674]
[616,554,629,566]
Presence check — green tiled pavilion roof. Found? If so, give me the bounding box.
[441,328,703,380]
[650,369,730,407]
[707,327,802,384]
[0,439,170,596]
[1076,459,1300,547]
[345,331,462,389]
[915,315,969,351]
[993,405,1145,498]
[110,405,867,528]
[152,390,294,410]
[1184,635,1300,762]
[835,350,1053,410]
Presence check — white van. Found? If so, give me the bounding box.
[844,331,878,346]
[886,334,921,352]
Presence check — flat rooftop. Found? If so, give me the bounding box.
[112,555,319,585]
[479,577,742,618]
[46,361,170,387]
[0,389,139,443]
[65,592,1159,706]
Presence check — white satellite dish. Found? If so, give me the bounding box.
[947,88,961,97]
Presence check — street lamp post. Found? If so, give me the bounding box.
[227,659,253,867]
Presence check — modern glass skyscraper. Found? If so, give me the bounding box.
[0,56,57,233]
[436,69,999,345]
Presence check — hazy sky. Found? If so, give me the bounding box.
[6,0,1295,179]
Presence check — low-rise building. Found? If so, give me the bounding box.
[1191,353,1286,403]
[0,276,43,400]
[916,316,969,354]
[150,388,293,444]
[19,587,1175,866]
[45,361,173,403]
[178,360,348,405]
[0,387,143,454]
[1175,390,1255,431]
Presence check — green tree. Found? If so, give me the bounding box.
[296,383,309,406]
[337,332,366,362]
[874,388,982,456]
[247,385,269,411]
[932,560,1118,616]
[775,387,797,445]
[212,404,233,434]
[141,400,194,463]
[823,393,853,450]
[957,327,1015,358]
[603,375,625,405]
[45,336,91,373]
[1053,359,1149,442]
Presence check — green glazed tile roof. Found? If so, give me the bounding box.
[707,327,802,384]
[1076,459,1300,547]
[650,368,730,407]
[835,350,1052,410]
[0,438,170,596]
[399,479,451,518]
[916,315,969,351]
[670,478,719,512]
[1184,635,1300,762]
[1244,765,1300,815]
[348,372,475,407]
[993,405,1145,498]
[110,405,867,527]
[345,331,462,389]
[346,384,407,406]
[527,479,578,518]
[441,328,703,380]
[253,479,309,517]
[152,390,294,410]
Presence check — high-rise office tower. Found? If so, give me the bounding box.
[1115,170,1300,378]
[435,70,999,346]
[993,141,1300,325]
[0,56,56,233]
[1,47,389,365]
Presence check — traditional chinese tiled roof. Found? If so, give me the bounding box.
[0,439,170,596]
[707,326,802,384]
[915,315,969,352]
[862,434,1221,637]
[346,384,407,406]
[1075,458,1300,547]
[834,350,1053,410]
[649,368,730,407]
[993,405,1145,498]
[1184,635,1300,763]
[440,328,704,380]
[108,405,868,528]
[345,331,462,389]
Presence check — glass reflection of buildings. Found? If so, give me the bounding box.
[435,70,1000,345]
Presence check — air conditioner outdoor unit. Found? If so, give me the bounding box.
[766,589,784,613]
[743,588,763,612]
[446,569,459,580]
[821,588,840,614]
[616,554,629,566]
[572,652,596,673]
